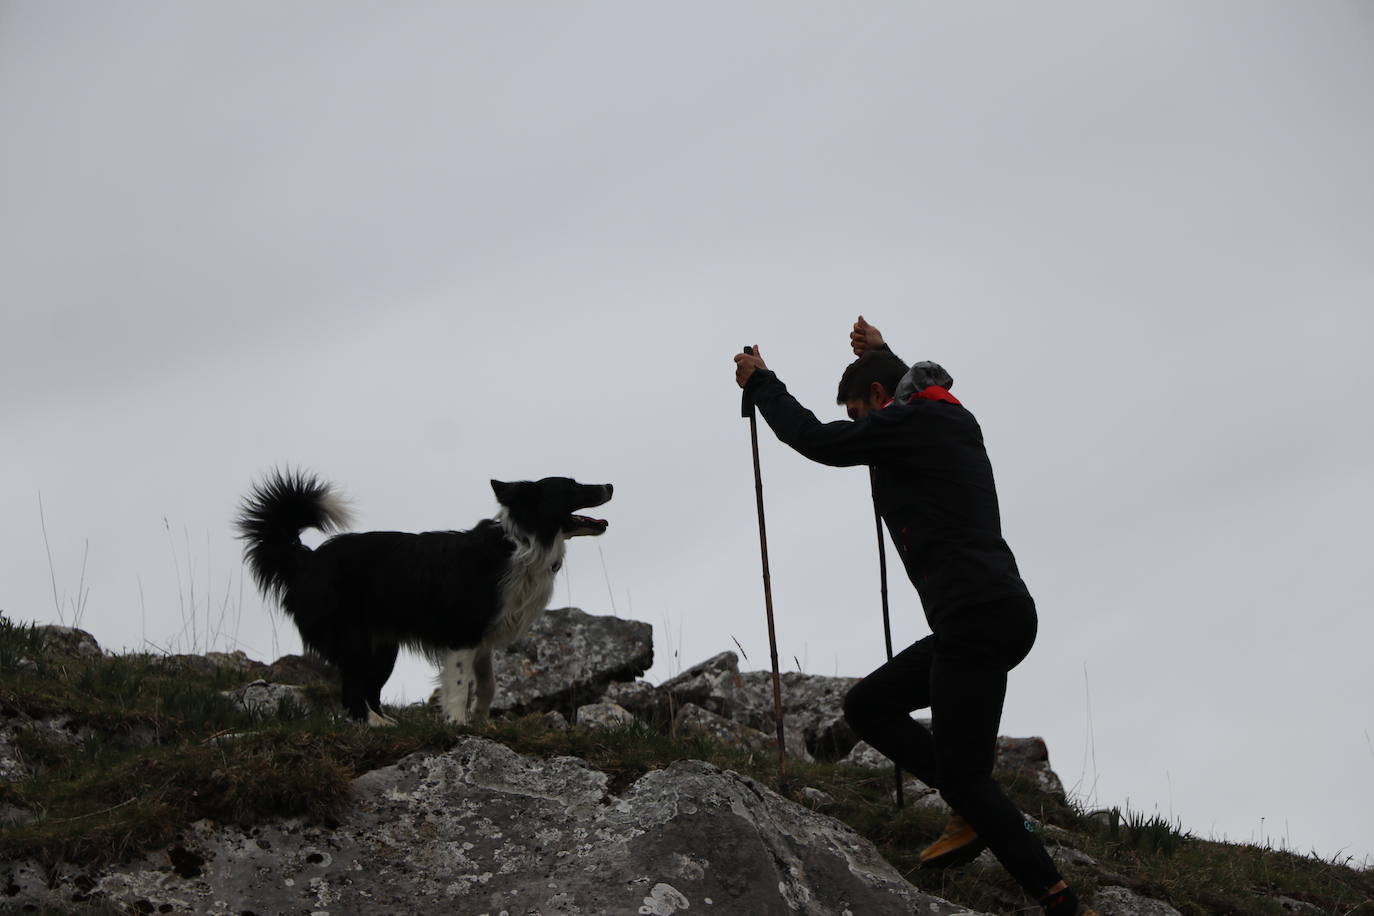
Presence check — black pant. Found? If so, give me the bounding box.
[842,596,1063,897]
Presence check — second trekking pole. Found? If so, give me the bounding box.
[741,346,788,789]
[870,467,904,809]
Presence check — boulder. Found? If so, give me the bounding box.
[899,777,946,811]
[2,737,991,915]
[31,624,102,658]
[658,651,743,709]
[221,680,312,716]
[0,729,25,781]
[672,702,813,763]
[602,678,673,722]
[996,736,1066,796]
[661,654,860,759]
[1092,885,1185,915]
[0,713,90,781]
[492,607,653,717]
[575,701,635,729]
[841,733,927,770]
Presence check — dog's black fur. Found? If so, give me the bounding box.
[236,469,611,723]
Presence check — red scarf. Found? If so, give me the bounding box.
[909,385,961,406]
[882,385,962,409]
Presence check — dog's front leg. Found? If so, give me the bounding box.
[438,648,475,725]
[472,647,496,727]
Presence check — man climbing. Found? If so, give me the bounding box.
[733,317,1094,916]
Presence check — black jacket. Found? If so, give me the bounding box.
[744,368,1031,625]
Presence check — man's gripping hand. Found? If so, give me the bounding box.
[850,315,886,356]
[734,345,768,388]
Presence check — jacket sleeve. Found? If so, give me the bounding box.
[744,369,903,468]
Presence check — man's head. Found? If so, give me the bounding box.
[836,350,909,420]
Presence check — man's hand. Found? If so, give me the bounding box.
[850,315,885,356]
[734,345,768,388]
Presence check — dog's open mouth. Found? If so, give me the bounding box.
[564,514,609,537]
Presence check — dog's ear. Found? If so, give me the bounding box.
[490,479,509,503]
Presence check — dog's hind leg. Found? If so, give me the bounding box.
[365,640,400,727]
[438,648,476,725]
[472,646,496,727]
[340,665,372,723]
[328,630,375,723]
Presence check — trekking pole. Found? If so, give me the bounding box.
[869,467,904,809]
[741,346,788,789]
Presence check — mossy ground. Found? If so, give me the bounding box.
[2,616,1371,915]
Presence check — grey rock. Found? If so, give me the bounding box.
[901,778,947,812]
[221,679,311,715]
[492,607,653,717]
[0,713,90,780]
[32,624,102,657]
[843,739,893,769]
[1050,845,1099,868]
[846,734,1066,807]
[150,648,256,675]
[751,670,861,759]
[540,709,570,730]
[841,733,927,770]
[3,737,992,915]
[798,787,834,808]
[662,654,861,760]
[996,735,1066,797]
[602,678,672,721]
[1092,885,1185,916]
[575,701,635,728]
[673,702,813,763]
[0,729,25,781]
[659,651,742,701]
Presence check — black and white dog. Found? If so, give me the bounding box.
[236,470,612,726]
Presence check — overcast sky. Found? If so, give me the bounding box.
[3,1,1372,866]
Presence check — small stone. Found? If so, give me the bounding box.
[574,702,635,729]
[540,710,570,731]
[1091,885,1184,916]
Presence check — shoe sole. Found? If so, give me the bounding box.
[919,839,989,869]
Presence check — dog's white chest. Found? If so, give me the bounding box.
[488,538,564,648]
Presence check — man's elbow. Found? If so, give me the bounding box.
[793,442,859,467]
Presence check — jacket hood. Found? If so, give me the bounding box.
[892,361,954,402]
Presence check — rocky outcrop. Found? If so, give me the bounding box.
[491,607,654,717]
[997,736,1066,797]
[659,652,859,759]
[574,700,635,728]
[3,737,993,916]
[28,624,103,658]
[1092,885,1185,915]
[672,702,813,762]
[221,679,312,716]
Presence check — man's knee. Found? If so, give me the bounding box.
[843,676,900,738]
[842,679,877,732]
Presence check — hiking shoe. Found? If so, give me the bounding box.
[918,815,987,869]
[1039,887,1098,915]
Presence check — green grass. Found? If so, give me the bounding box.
[3,613,1372,915]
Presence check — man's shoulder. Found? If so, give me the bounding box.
[880,397,977,426]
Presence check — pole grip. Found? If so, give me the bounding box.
[741,346,756,418]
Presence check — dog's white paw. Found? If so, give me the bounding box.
[366,708,398,728]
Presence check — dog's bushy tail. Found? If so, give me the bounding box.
[236,468,353,604]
